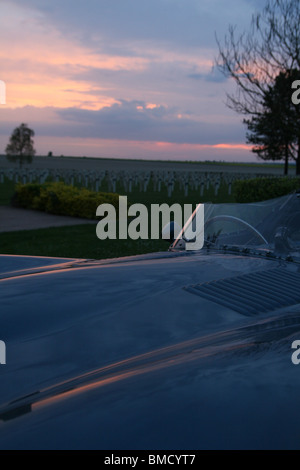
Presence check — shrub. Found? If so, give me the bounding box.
[12,182,120,219]
[233,177,300,203]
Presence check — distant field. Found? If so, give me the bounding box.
[0,154,294,175]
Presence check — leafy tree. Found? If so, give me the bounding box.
[6,123,36,168]
[216,0,300,174]
[244,70,300,174]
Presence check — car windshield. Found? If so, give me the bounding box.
[171,192,300,258]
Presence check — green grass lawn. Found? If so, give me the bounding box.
[0,224,169,259]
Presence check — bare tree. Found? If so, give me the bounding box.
[216,0,300,174]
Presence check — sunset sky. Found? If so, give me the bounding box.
[0,0,262,162]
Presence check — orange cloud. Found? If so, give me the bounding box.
[213,143,251,150]
[155,142,251,151]
[146,103,159,109]
[5,81,118,110]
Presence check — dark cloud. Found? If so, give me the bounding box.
[53,100,245,144]
[188,67,228,83]
[0,100,246,145]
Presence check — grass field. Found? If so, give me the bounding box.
[0,225,168,259]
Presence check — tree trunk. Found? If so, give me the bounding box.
[284,144,289,175]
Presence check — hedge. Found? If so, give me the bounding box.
[12,182,120,219]
[233,177,300,203]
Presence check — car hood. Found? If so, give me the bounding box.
[0,251,300,449]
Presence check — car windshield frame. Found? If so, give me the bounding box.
[170,192,300,259]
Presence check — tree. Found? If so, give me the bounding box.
[216,0,300,174]
[244,70,300,174]
[6,123,36,168]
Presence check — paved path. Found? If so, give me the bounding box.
[0,206,96,233]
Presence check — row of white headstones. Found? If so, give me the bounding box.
[0,168,278,197]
